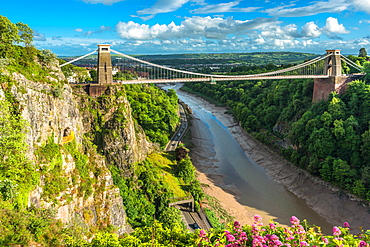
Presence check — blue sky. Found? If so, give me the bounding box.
[2,0,370,56]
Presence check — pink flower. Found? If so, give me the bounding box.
[269,223,276,230]
[300,241,309,246]
[254,214,262,223]
[343,222,350,228]
[359,240,368,247]
[322,237,329,244]
[226,234,235,242]
[290,216,300,226]
[199,229,206,237]
[333,226,341,236]
[296,225,306,235]
[270,234,279,241]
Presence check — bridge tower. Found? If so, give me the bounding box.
[324,50,342,76]
[97,44,113,85]
[312,50,346,102]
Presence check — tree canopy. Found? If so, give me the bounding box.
[359,48,368,58]
[0,15,33,58]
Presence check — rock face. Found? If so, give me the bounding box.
[72,85,156,174]
[6,68,153,235]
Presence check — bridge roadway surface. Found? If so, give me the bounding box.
[115,74,331,85]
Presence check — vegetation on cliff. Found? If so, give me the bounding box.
[0,16,63,86]
[125,84,179,148]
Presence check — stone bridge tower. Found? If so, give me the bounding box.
[312,50,347,102]
[82,44,112,97]
[97,44,113,85]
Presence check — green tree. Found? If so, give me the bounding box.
[0,15,33,58]
[157,206,183,228]
[362,62,370,82]
[332,159,350,185]
[15,22,33,46]
[307,127,335,158]
[359,48,368,57]
[89,69,97,81]
[177,157,195,184]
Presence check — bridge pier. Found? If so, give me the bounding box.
[81,84,108,97]
[312,76,349,103]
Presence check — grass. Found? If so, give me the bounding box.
[147,153,188,198]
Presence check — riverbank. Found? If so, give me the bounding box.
[183,90,370,232]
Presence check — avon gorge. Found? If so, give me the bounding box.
[1,0,370,246]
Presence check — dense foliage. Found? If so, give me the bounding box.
[109,151,203,229]
[184,56,370,202]
[64,215,370,246]
[125,84,179,147]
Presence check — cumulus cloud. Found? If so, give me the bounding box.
[79,0,124,5]
[264,0,350,17]
[75,28,83,32]
[116,16,279,40]
[191,0,260,14]
[116,15,349,47]
[322,17,349,34]
[301,22,322,38]
[33,30,46,41]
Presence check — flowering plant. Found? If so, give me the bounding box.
[197,215,370,247]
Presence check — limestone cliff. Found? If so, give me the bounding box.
[4,64,153,235]
[72,85,156,174]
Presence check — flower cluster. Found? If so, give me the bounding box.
[196,215,370,247]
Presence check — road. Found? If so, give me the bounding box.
[177,204,212,231]
[165,103,188,151]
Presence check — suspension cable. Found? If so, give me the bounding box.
[60,50,98,67]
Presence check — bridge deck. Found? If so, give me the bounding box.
[115,75,333,85]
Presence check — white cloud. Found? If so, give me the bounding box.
[116,16,279,40]
[359,20,370,24]
[301,22,322,38]
[322,17,350,34]
[264,0,350,17]
[351,0,370,14]
[34,32,369,57]
[79,0,124,5]
[75,28,83,32]
[191,0,260,14]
